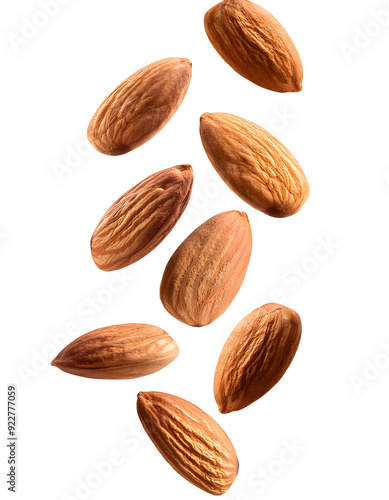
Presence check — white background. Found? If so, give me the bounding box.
[2,0,389,499]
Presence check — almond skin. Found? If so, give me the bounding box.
[214,303,302,413]
[87,57,192,155]
[160,211,252,327]
[204,0,303,92]
[51,324,179,379]
[137,391,238,495]
[91,165,193,271]
[200,113,309,217]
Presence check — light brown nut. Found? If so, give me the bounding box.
[200,112,309,217]
[160,211,252,327]
[87,57,192,155]
[51,324,178,379]
[91,164,193,271]
[204,0,303,92]
[137,391,238,495]
[214,303,302,413]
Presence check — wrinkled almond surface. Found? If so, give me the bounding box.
[200,112,309,217]
[160,211,252,326]
[87,57,192,155]
[204,0,303,92]
[214,303,302,413]
[137,391,238,495]
[91,165,193,271]
[51,324,178,379]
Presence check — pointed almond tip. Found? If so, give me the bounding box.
[180,57,192,68]
[180,164,193,173]
[51,357,59,367]
[200,112,212,122]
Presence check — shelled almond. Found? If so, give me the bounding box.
[87,57,192,155]
[137,391,238,495]
[160,211,252,326]
[51,324,179,379]
[214,303,302,413]
[91,165,193,271]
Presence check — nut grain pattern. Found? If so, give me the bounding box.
[91,165,193,271]
[87,57,192,155]
[214,303,302,413]
[204,0,303,92]
[51,324,179,379]
[200,113,309,217]
[160,211,252,327]
[137,391,238,495]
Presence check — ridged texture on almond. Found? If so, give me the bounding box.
[204,0,302,92]
[200,113,309,217]
[160,211,252,327]
[91,165,193,271]
[51,324,179,379]
[214,303,302,413]
[87,57,192,155]
[137,391,238,495]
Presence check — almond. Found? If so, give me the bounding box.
[214,303,302,413]
[160,211,252,327]
[200,112,309,217]
[51,324,178,379]
[137,391,238,495]
[87,57,192,155]
[204,0,303,92]
[91,165,193,271]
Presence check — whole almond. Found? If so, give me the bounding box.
[204,0,303,92]
[87,57,192,155]
[160,211,252,327]
[51,324,178,379]
[91,165,193,271]
[200,113,309,217]
[137,391,238,495]
[214,303,302,413]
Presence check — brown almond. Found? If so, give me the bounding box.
[160,211,252,327]
[137,391,238,495]
[204,0,303,92]
[214,303,302,413]
[91,164,193,271]
[200,112,309,217]
[87,57,192,155]
[51,324,178,379]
